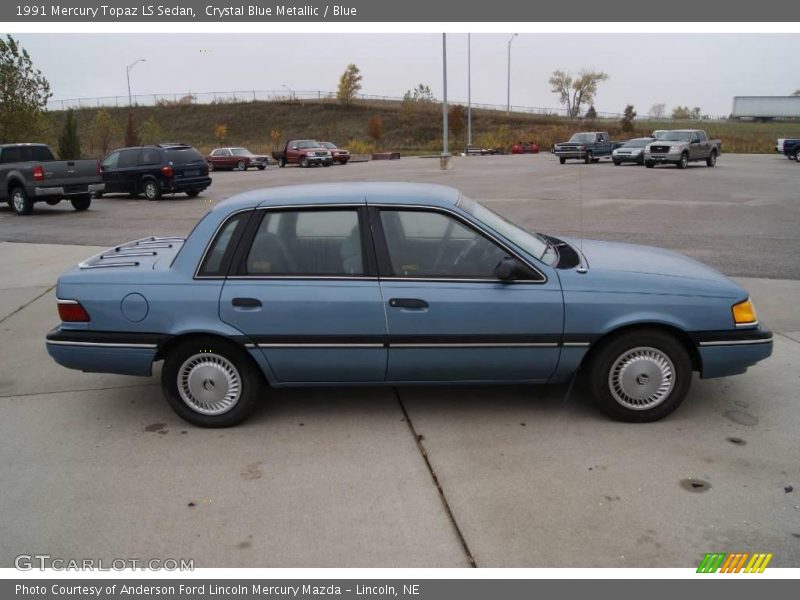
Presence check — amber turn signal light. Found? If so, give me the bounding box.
[732,298,757,326]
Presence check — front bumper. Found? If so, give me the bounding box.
[303,155,333,164]
[691,326,773,379]
[613,153,643,163]
[555,150,587,159]
[645,151,682,163]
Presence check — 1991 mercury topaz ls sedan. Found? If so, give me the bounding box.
[46,183,772,427]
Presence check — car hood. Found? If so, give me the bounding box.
[561,237,732,284]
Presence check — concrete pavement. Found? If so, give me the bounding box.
[0,243,798,568]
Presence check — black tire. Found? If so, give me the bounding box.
[207,162,215,172]
[706,150,717,167]
[70,196,91,211]
[645,161,655,168]
[186,190,200,198]
[94,191,104,199]
[584,151,593,164]
[161,336,265,428]
[278,158,286,168]
[300,157,309,168]
[340,159,349,165]
[257,165,266,170]
[10,186,33,215]
[45,198,62,206]
[143,180,162,201]
[559,157,566,164]
[587,329,692,423]
[794,150,799,162]
[237,160,246,171]
[677,152,688,169]
[613,160,621,166]
[323,162,331,167]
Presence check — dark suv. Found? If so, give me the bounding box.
[98,144,211,200]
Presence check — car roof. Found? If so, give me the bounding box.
[214,182,462,212]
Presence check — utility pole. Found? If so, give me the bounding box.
[467,33,472,150]
[441,33,450,169]
[506,33,517,114]
[126,59,146,106]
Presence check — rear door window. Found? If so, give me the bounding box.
[138,147,162,166]
[118,149,139,168]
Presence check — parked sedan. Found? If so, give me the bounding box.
[318,142,350,164]
[46,183,772,427]
[206,147,269,171]
[612,138,652,165]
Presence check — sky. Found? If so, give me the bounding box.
[14,33,800,117]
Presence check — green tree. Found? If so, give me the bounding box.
[0,35,52,142]
[57,110,81,159]
[620,104,636,132]
[399,84,438,143]
[549,69,609,118]
[140,116,164,145]
[89,109,119,156]
[124,111,140,147]
[336,64,362,106]
[690,107,702,120]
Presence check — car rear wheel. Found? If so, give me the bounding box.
[11,187,33,216]
[70,196,91,211]
[143,180,162,201]
[278,158,286,168]
[237,160,246,171]
[587,329,692,422]
[677,152,689,169]
[706,150,717,167]
[161,337,264,428]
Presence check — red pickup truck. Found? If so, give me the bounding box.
[272,140,333,168]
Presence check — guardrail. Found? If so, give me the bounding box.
[46,90,728,121]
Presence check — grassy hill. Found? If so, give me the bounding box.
[42,99,800,159]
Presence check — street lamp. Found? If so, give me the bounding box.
[506,33,517,114]
[467,33,472,149]
[126,59,146,106]
[441,33,449,168]
[281,84,295,101]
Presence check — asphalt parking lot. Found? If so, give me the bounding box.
[1,153,799,568]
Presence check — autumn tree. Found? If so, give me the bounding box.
[124,112,140,147]
[0,35,52,142]
[549,69,609,118]
[140,116,165,145]
[367,115,384,146]
[448,105,466,139]
[89,109,119,156]
[620,104,637,132]
[336,64,362,106]
[671,106,691,119]
[57,109,81,159]
[270,129,282,151]
[214,123,228,144]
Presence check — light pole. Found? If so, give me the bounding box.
[281,84,295,101]
[506,33,517,114]
[441,33,449,169]
[467,33,472,150]
[126,59,146,106]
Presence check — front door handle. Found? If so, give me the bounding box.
[232,297,262,308]
[388,298,428,309]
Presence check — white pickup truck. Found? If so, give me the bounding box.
[644,130,722,169]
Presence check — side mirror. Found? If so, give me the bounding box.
[495,256,525,281]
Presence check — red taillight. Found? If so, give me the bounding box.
[32,165,45,181]
[58,300,91,323]
[161,165,174,178]
[97,161,103,175]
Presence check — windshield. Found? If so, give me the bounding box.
[296,140,319,149]
[568,133,594,143]
[230,147,251,155]
[459,196,556,266]
[623,139,649,148]
[660,131,692,142]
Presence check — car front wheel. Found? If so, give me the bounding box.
[559,157,566,164]
[706,150,717,167]
[587,329,692,422]
[161,337,264,427]
[677,152,689,169]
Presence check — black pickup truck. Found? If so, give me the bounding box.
[0,143,103,215]
[554,132,623,164]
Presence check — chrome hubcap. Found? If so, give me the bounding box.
[146,184,156,198]
[178,352,241,415]
[609,346,675,410]
[12,192,25,212]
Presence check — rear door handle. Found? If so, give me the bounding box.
[232,297,262,308]
[388,298,428,309]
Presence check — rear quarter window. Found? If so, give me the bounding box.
[166,148,205,165]
[198,211,251,277]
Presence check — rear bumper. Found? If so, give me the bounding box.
[168,177,212,192]
[45,327,161,376]
[691,326,774,379]
[35,183,104,198]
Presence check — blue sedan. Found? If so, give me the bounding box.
[46,183,772,427]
